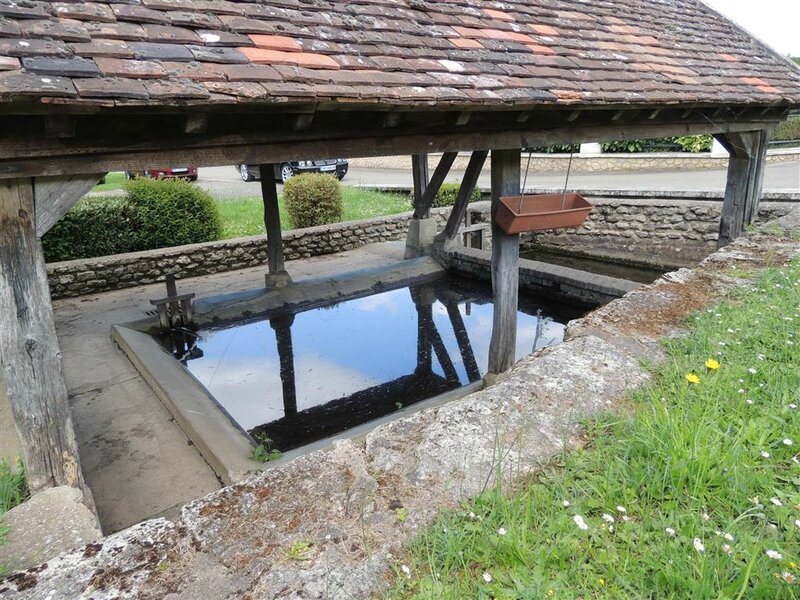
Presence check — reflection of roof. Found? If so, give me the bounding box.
[1,0,799,109]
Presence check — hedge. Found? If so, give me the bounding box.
[430,182,483,208]
[43,178,221,262]
[283,173,343,229]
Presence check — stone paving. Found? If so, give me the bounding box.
[3,210,798,598]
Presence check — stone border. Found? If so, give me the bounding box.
[5,210,799,599]
[350,148,799,174]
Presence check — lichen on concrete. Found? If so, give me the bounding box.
[3,208,799,599]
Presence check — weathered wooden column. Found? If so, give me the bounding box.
[0,177,90,498]
[488,149,521,374]
[411,153,429,209]
[442,150,488,249]
[260,164,291,288]
[714,130,769,248]
[404,152,457,259]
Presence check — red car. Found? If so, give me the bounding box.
[126,167,198,181]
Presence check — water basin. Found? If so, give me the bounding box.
[159,276,584,453]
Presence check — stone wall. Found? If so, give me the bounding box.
[350,149,799,174]
[47,209,448,300]
[468,198,796,269]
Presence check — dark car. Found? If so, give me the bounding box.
[238,160,348,183]
[126,167,198,181]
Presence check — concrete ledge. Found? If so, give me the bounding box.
[5,208,800,599]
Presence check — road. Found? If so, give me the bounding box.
[196,161,799,200]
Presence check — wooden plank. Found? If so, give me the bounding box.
[33,173,104,237]
[0,177,91,502]
[411,154,428,210]
[443,150,488,240]
[413,151,457,219]
[715,130,768,247]
[259,163,285,275]
[488,149,521,374]
[0,117,781,180]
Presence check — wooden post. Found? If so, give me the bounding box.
[411,154,428,211]
[0,177,90,498]
[715,130,769,248]
[488,149,521,374]
[413,151,458,219]
[443,150,488,241]
[260,164,291,287]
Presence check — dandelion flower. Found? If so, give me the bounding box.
[498,527,507,536]
[784,439,794,446]
[686,373,701,384]
[767,550,784,560]
[574,515,589,531]
[482,572,492,584]
[665,527,677,537]
[771,498,784,507]
[602,514,615,524]
[693,538,705,553]
[705,358,721,370]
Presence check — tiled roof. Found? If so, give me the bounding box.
[0,0,799,110]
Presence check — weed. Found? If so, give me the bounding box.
[249,434,282,463]
[284,541,313,561]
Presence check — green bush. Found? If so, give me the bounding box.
[283,173,343,229]
[430,182,483,208]
[125,177,221,250]
[675,134,713,153]
[42,195,143,261]
[43,178,221,262]
[772,116,800,142]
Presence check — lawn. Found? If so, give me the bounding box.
[91,171,127,193]
[217,187,411,239]
[392,260,800,598]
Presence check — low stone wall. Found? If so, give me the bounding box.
[468,197,796,269]
[5,209,800,599]
[46,209,448,300]
[350,149,799,174]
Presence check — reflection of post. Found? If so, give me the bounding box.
[444,302,481,383]
[270,315,297,417]
[410,284,459,384]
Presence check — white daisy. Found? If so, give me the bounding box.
[766,550,783,560]
[482,572,492,584]
[573,515,589,531]
[693,538,705,553]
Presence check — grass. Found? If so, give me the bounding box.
[392,260,800,599]
[0,458,28,575]
[217,187,411,239]
[90,171,127,193]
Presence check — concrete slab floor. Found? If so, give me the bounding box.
[53,242,407,533]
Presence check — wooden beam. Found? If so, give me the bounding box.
[414,151,458,219]
[259,164,287,279]
[715,130,769,247]
[443,150,489,239]
[488,149,521,375]
[411,154,429,210]
[0,116,782,180]
[0,177,91,501]
[33,174,104,237]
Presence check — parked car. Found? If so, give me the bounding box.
[126,167,198,181]
[237,160,348,183]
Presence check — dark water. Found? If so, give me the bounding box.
[521,250,665,284]
[161,277,584,453]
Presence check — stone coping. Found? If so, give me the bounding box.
[4,209,799,598]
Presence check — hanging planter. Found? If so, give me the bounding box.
[496,192,593,234]
[496,152,593,235]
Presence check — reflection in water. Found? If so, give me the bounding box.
[160,277,583,452]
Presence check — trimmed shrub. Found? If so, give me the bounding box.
[283,173,343,229]
[42,195,143,262]
[430,182,483,208]
[43,178,222,262]
[125,177,221,250]
[772,116,800,142]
